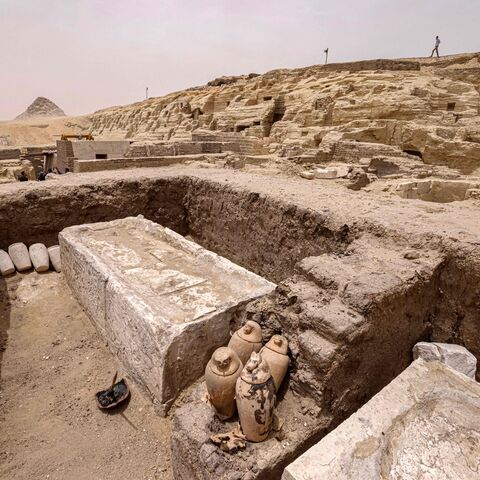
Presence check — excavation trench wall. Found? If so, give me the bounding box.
[0,177,351,283]
[0,177,478,366]
[1,174,479,479]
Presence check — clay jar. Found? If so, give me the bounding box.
[260,335,289,391]
[205,347,243,420]
[228,320,263,365]
[235,351,276,442]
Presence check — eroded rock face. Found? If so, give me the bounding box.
[15,97,66,121]
[85,53,480,173]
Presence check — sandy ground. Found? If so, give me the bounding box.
[0,271,173,480]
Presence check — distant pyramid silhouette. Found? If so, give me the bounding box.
[15,97,66,120]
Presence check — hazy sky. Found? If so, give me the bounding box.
[1,0,479,120]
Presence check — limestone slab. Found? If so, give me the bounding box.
[60,216,275,414]
[413,341,477,379]
[283,359,480,480]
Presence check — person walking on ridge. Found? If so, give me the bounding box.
[430,36,441,58]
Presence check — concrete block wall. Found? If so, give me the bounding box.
[72,140,131,160]
[56,140,75,171]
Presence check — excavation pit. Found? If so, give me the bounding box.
[2,169,480,479]
[59,216,275,414]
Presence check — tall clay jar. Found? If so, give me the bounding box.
[260,335,289,391]
[235,352,276,442]
[228,320,263,365]
[205,347,243,420]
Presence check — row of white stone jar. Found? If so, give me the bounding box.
[0,243,62,276]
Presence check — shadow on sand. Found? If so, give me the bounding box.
[0,275,12,382]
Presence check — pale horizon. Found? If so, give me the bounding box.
[1,0,479,120]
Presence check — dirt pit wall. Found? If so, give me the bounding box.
[1,173,480,479]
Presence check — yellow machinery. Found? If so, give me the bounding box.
[60,133,94,141]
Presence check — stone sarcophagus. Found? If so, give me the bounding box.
[60,216,275,414]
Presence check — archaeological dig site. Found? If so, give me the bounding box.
[1,2,480,479]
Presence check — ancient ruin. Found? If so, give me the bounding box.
[1,52,480,480]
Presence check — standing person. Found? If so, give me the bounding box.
[430,36,441,58]
[18,171,28,182]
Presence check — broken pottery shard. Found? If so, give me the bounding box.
[413,341,477,379]
[29,243,50,272]
[0,249,15,276]
[8,242,32,272]
[210,427,246,453]
[48,245,62,272]
[60,216,275,415]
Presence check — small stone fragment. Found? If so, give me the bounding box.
[313,167,337,179]
[299,171,314,180]
[404,250,420,260]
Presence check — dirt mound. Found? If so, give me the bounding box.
[15,97,66,121]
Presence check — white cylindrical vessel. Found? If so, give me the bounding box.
[29,243,50,272]
[0,249,15,276]
[48,245,62,272]
[8,243,32,272]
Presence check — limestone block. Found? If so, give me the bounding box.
[313,167,337,179]
[60,216,275,415]
[0,249,15,276]
[8,242,32,272]
[413,341,477,379]
[416,180,432,195]
[29,243,50,272]
[48,245,62,272]
[283,359,480,480]
[396,182,415,192]
[333,164,351,178]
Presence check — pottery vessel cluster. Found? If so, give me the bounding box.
[1,242,62,276]
[205,321,290,443]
